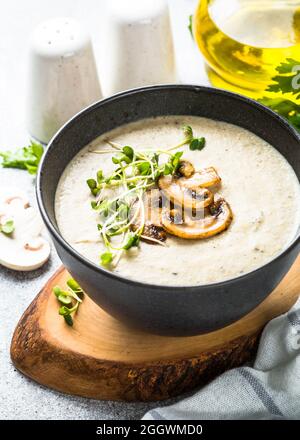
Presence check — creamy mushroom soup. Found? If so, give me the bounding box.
[55,116,300,286]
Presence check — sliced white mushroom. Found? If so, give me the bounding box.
[0,190,50,271]
[179,166,221,190]
[130,190,167,244]
[0,189,30,209]
[161,198,233,239]
[158,174,214,210]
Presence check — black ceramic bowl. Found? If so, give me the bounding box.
[37,85,300,336]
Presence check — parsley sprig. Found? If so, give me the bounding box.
[259,58,300,132]
[87,126,206,267]
[188,15,194,39]
[0,141,44,175]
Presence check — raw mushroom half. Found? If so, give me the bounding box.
[0,190,50,271]
[161,198,233,239]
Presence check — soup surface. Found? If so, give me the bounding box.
[55,116,300,286]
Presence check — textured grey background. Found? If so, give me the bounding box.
[0,0,207,420]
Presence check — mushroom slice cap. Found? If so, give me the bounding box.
[178,160,195,178]
[179,167,221,190]
[161,198,233,239]
[158,175,213,210]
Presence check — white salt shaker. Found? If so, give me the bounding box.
[27,17,102,144]
[101,0,176,95]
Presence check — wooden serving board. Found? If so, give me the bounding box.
[11,258,300,402]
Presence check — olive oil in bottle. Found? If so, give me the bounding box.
[194,0,300,99]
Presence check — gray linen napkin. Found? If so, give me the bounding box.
[143,297,300,420]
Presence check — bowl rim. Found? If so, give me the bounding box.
[36,84,300,290]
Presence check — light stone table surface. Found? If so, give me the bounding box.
[0,0,208,420]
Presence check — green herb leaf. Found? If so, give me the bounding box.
[100,252,113,265]
[189,137,206,151]
[91,201,99,210]
[120,154,132,164]
[0,141,44,174]
[87,178,97,190]
[59,305,71,316]
[163,163,173,175]
[92,188,100,196]
[53,279,84,327]
[64,314,74,326]
[183,125,193,140]
[67,278,82,293]
[58,294,72,305]
[266,58,300,98]
[122,146,134,160]
[188,14,194,39]
[138,162,151,175]
[97,170,104,184]
[53,286,62,297]
[123,233,140,250]
[259,58,300,132]
[171,151,184,171]
[112,156,120,164]
[98,200,110,217]
[0,220,15,235]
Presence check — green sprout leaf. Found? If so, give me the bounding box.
[163,163,173,175]
[122,146,134,160]
[189,137,206,151]
[0,220,15,235]
[101,252,113,266]
[58,294,72,305]
[63,314,74,326]
[59,305,71,316]
[138,162,151,175]
[53,286,62,297]
[123,233,140,250]
[183,125,193,141]
[97,170,104,184]
[171,151,184,171]
[67,278,82,292]
[181,125,206,151]
[53,278,84,327]
[87,178,97,190]
[91,200,99,210]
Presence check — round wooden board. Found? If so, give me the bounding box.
[11,258,300,401]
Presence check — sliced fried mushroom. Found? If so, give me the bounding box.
[158,174,214,210]
[161,198,233,239]
[179,166,221,190]
[130,190,167,244]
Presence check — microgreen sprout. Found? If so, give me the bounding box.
[86,126,206,266]
[182,125,206,151]
[53,278,84,326]
[0,220,15,235]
